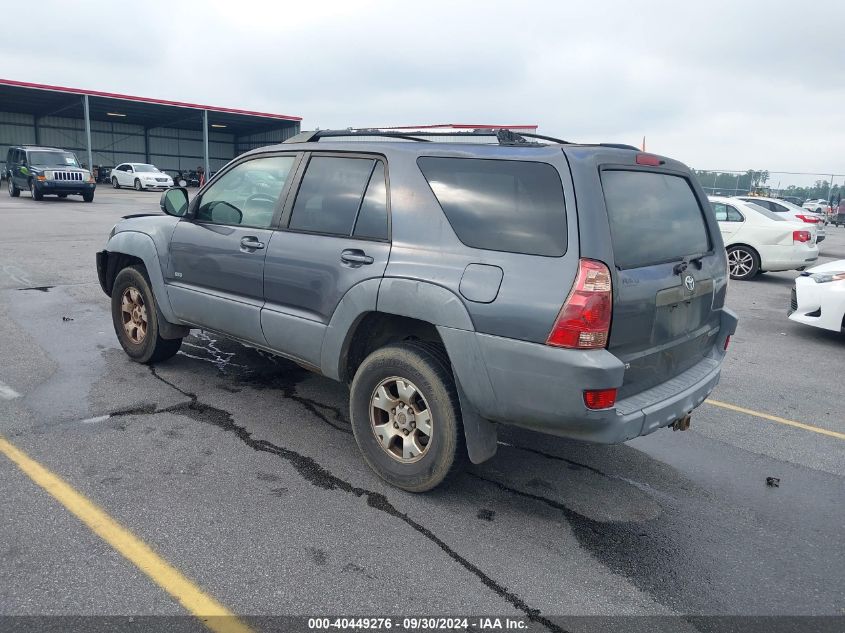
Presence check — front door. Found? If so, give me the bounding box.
[166,154,299,345]
[262,154,391,367]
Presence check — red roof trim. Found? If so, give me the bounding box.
[0,78,302,122]
[379,123,538,130]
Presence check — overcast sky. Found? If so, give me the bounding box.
[3,1,844,186]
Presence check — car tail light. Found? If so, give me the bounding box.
[793,230,811,243]
[724,335,731,351]
[796,214,820,223]
[584,388,617,410]
[635,153,663,166]
[547,259,612,349]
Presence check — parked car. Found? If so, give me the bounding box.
[710,196,819,280]
[781,196,804,207]
[5,145,96,202]
[803,198,832,216]
[735,196,826,242]
[96,130,737,491]
[111,163,174,191]
[789,260,845,333]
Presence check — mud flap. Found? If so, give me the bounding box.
[455,376,497,464]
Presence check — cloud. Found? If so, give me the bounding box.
[1,0,843,182]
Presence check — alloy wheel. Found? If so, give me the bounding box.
[120,286,148,344]
[369,377,433,463]
[728,249,754,278]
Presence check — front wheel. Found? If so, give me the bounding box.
[30,181,43,201]
[349,342,466,492]
[727,245,760,280]
[134,179,143,191]
[82,191,94,203]
[112,177,120,189]
[111,266,182,363]
[8,177,20,197]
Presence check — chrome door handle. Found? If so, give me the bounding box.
[240,236,265,250]
[340,249,374,265]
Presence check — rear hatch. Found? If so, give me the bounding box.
[597,159,725,398]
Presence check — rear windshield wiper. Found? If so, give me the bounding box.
[673,253,706,274]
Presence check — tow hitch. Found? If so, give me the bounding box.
[671,414,691,431]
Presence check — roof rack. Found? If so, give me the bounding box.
[284,129,572,146]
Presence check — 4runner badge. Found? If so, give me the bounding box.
[684,275,695,292]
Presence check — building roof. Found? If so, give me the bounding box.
[0,78,301,136]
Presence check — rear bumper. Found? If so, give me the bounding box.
[758,243,819,271]
[441,308,738,444]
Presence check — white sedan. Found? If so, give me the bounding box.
[789,260,845,333]
[709,196,819,280]
[111,163,173,191]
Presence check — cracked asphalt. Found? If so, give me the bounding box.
[1,188,843,628]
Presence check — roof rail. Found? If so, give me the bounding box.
[284,129,572,146]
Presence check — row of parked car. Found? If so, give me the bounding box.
[709,195,829,280]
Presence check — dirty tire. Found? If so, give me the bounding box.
[111,266,182,364]
[350,341,466,492]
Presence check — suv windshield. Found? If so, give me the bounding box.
[601,170,711,269]
[29,151,79,167]
[133,164,160,173]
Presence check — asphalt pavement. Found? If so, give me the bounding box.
[1,186,843,630]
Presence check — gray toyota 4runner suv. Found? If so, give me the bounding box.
[96,129,738,492]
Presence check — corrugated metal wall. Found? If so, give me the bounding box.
[2,111,299,175]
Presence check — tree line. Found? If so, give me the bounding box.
[694,169,842,202]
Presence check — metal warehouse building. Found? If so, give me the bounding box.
[0,78,301,178]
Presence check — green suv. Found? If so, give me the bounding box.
[6,145,96,202]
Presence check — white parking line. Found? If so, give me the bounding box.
[0,381,21,400]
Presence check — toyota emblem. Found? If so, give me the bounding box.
[684,275,695,292]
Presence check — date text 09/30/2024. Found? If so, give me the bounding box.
[307,617,528,630]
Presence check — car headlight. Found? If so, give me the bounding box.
[108,224,118,239]
[810,271,845,283]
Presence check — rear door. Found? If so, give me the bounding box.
[261,153,391,367]
[599,167,724,398]
[712,201,744,239]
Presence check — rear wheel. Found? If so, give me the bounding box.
[30,181,42,201]
[112,176,120,189]
[134,179,142,191]
[349,341,466,492]
[727,245,759,280]
[8,176,20,197]
[111,266,182,363]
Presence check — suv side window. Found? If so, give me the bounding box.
[289,156,385,238]
[353,161,388,240]
[196,155,296,228]
[418,157,567,256]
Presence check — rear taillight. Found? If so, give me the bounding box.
[584,388,617,410]
[793,230,811,243]
[796,214,820,223]
[547,259,612,349]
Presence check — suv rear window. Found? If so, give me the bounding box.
[601,170,711,269]
[417,157,567,256]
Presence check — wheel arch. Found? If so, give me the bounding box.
[101,231,179,323]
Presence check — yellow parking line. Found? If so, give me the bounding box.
[0,435,254,633]
[706,399,845,440]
